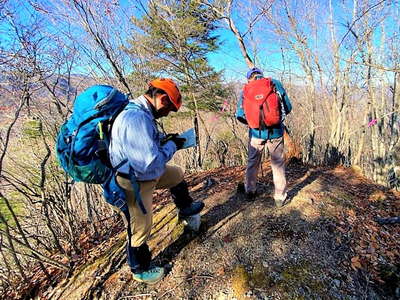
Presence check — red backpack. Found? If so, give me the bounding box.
[243,77,281,129]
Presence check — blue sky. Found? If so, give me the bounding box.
[206,28,250,81]
[207,0,399,83]
[2,0,398,84]
[0,0,279,82]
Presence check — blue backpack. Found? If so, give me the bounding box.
[56,85,145,214]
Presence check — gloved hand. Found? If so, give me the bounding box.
[165,133,178,139]
[170,135,186,150]
[161,133,178,145]
[237,116,248,125]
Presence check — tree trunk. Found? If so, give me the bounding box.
[192,113,201,169]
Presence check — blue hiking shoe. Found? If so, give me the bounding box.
[178,201,204,217]
[132,266,165,284]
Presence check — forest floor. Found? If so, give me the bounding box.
[12,159,400,299]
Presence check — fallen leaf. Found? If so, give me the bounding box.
[216,267,225,276]
[351,261,362,270]
[223,234,233,243]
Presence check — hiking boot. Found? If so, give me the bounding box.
[275,199,285,208]
[237,182,245,194]
[245,191,257,201]
[274,193,288,208]
[178,201,204,217]
[132,266,165,284]
[182,213,201,232]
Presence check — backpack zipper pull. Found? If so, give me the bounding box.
[98,122,104,140]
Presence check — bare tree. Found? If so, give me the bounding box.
[0,1,120,293]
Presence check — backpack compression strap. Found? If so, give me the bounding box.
[129,167,146,215]
[113,101,147,215]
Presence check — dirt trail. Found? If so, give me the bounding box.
[40,160,399,299]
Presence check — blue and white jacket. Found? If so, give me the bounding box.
[109,95,176,181]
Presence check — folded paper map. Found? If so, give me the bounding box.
[178,128,197,149]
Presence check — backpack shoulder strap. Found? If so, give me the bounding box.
[100,101,129,138]
[102,99,142,137]
[124,101,142,111]
[258,78,274,104]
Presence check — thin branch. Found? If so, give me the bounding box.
[337,56,400,72]
[338,0,387,49]
[0,96,26,175]
[0,225,69,270]
[242,1,274,38]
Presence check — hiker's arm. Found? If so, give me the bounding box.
[236,91,248,124]
[274,80,292,115]
[122,111,176,180]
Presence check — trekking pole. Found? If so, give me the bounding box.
[260,143,265,179]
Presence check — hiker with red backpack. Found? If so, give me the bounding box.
[108,78,204,284]
[236,68,292,207]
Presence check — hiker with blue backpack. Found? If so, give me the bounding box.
[109,78,204,284]
[236,68,292,207]
[56,78,204,285]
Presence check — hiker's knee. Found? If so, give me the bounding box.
[168,165,184,186]
[157,165,184,188]
[130,214,153,247]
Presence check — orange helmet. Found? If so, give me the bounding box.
[149,78,182,112]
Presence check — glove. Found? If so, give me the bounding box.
[170,135,186,150]
[161,133,178,145]
[237,116,248,125]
